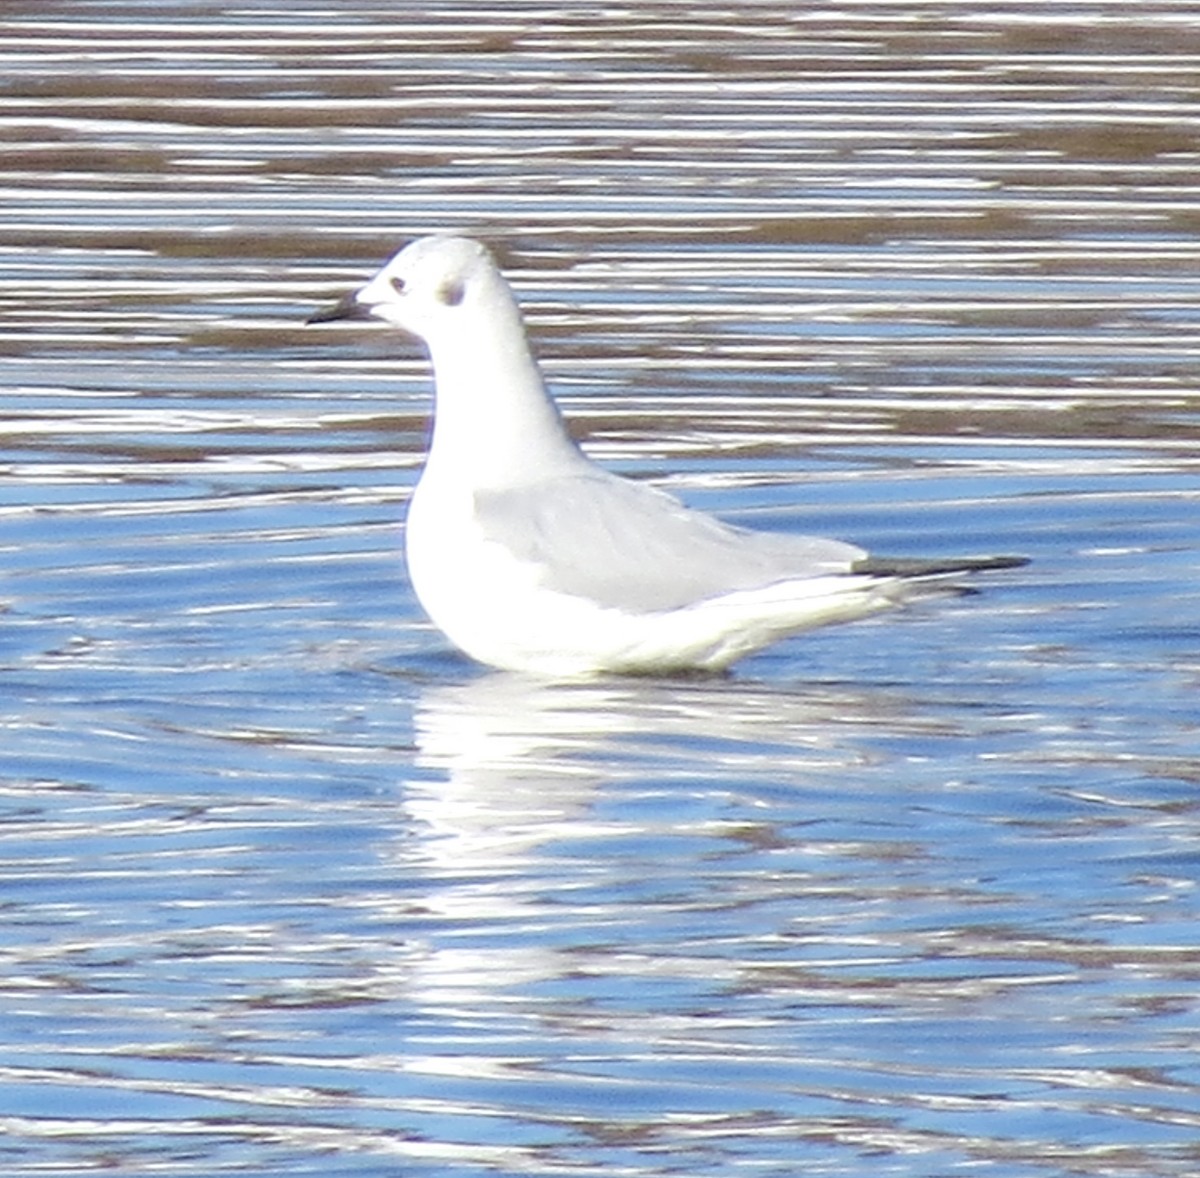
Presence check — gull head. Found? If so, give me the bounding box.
[308,236,504,345]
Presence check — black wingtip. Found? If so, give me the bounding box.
[854,554,1029,579]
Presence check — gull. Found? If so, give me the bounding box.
[309,236,1025,677]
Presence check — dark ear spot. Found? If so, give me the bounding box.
[437,278,465,307]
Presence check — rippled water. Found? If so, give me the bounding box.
[2,3,1200,1175]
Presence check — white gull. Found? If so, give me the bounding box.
[310,236,1025,676]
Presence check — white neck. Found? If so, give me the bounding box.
[421,288,587,490]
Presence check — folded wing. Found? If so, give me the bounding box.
[473,472,869,613]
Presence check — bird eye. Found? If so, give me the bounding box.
[390,276,406,294]
[437,278,465,307]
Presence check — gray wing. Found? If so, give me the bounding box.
[472,471,865,613]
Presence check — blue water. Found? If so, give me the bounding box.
[2,2,1200,1175]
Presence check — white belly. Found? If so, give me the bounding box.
[405,477,895,677]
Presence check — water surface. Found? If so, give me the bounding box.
[1,3,1199,1175]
